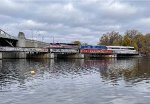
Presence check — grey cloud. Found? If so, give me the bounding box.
[0,0,150,44]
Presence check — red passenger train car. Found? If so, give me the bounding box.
[80,49,112,54]
[80,45,113,54]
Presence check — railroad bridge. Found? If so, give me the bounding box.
[0,29,18,47]
[47,43,84,58]
[0,29,49,48]
[0,29,84,59]
[80,45,139,58]
[0,29,139,59]
[0,29,52,59]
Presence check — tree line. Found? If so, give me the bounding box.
[99,30,150,55]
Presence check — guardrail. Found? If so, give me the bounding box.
[0,47,48,52]
[50,49,79,53]
[80,49,113,54]
[113,50,139,54]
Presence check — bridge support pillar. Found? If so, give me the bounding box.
[102,54,117,58]
[0,52,2,59]
[111,54,117,58]
[110,54,117,58]
[19,52,26,59]
[77,53,84,58]
[48,53,54,59]
[0,59,2,70]
[17,32,26,47]
[67,53,84,59]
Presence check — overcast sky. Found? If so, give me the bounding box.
[0,0,150,44]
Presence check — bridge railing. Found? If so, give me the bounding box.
[0,29,17,40]
[113,50,139,54]
[50,49,79,53]
[0,47,48,52]
[80,49,112,54]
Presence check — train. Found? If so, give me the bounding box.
[80,45,107,50]
[80,45,112,54]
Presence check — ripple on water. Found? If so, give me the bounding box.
[0,58,150,104]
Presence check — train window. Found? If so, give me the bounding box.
[85,46,88,48]
[128,48,134,50]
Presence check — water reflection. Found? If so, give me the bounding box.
[0,58,150,104]
[0,58,149,88]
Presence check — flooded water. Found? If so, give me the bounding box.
[0,58,150,104]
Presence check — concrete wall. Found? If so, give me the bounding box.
[68,53,84,58]
[0,52,2,59]
[25,39,49,48]
[1,51,26,59]
[25,39,36,47]
[26,53,54,59]
[1,52,55,59]
[83,54,117,58]
[18,52,27,59]
[17,32,26,47]
[57,53,84,59]
[0,60,2,70]
[2,52,19,59]
[17,32,49,48]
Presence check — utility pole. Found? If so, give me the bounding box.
[42,36,44,42]
[53,36,55,43]
[38,34,41,41]
[30,29,34,40]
